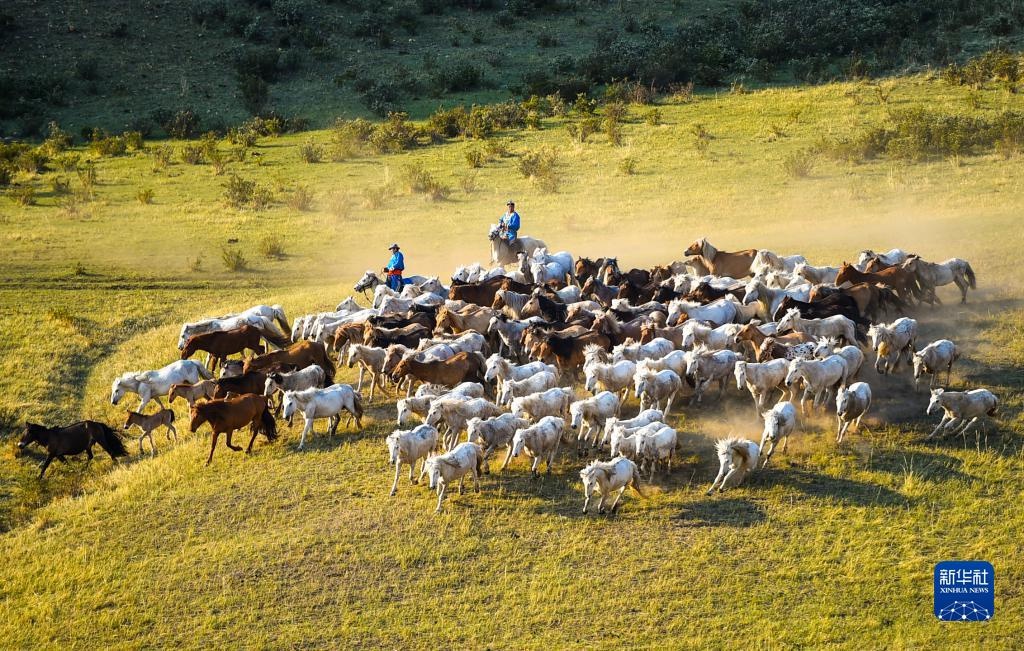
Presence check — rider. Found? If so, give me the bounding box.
[498,200,520,245]
[382,243,405,291]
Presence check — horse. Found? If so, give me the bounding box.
[868,318,918,375]
[189,394,278,465]
[449,276,532,306]
[752,249,808,274]
[282,384,364,449]
[177,305,290,349]
[684,238,757,278]
[835,262,921,305]
[706,437,760,494]
[580,276,621,308]
[580,457,645,514]
[424,442,486,513]
[180,325,268,372]
[759,401,797,467]
[785,355,848,415]
[855,248,911,271]
[111,359,213,410]
[927,388,998,440]
[503,416,564,477]
[18,421,128,478]
[243,340,335,384]
[391,351,488,396]
[777,308,861,347]
[900,256,976,304]
[386,424,440,496]
[435,305,494,336]
[353,270,429,298]
[488,224,546,266]
[913,340,960,390]
[836,382,872,443]
[168,380,218,407]
[574,257,611,284]
[123,409,177,456]
[793,262,839,285]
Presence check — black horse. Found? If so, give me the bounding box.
[18,421,129,478]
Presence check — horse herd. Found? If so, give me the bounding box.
[16,236,999,516]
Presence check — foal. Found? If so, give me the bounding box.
[123,409,177,456]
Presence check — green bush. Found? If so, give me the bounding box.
[180,144,204,164]
[618,156,637,175]
[151,145,173,171]
[426,105,468,138]
[465,148,485,168]
[326,190,355,219]
[286,184,313,210]
[943,49,1023,87]
[0,164,10,187]
[220,246,249,272]
[329,117,374,160]
[124,131,145,151]
[43,122,72,154]
[781,148,816,178]
[299,139,323,163]
[362,184,392,209]
[88,129,127,157]
[76,162,97,199]
[369,112,416,153]
[517,146,559,192]
[15,148,48,173]
[258,234,286,258]
[163,109,201,139]
[566,116,601,143]
[223,174,273,209]
[6,185,35,205]
[53,152,80,173]
[645,108,662,126]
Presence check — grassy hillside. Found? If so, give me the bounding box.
[1,72,1023,646]
[2,0,1023,136]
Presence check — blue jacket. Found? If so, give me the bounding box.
[500,211,520,234]
[385,251,405,273]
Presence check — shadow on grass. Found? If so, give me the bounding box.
[865,447,975,483]
[759,467,912,507]
[672,497,767,528]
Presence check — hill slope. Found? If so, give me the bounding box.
[1,74,1023,646]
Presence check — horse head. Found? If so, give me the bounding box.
[18,423,46,449]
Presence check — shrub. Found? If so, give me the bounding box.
[458,171,478,194]
[618,156,637,175]
[6,185,35,205]
[124,131,144,151]
[485,138,512,158]
[517,146,559,192]
[943,49,1023,87]
[223,174,273,209]
[428,61,484,95]
[465,148,485,168]
[227,125,259,147]
[50,176,70,194]
[180,144,204,164]
[604,118,623,145]
[645,108,662,126]
[239,74,269,115]
[53,152,81,173]
[369,112,416,153]
[566,116,600,143]
[16,148,48,173]
[204,139,226,175]
[781,148,816,178]
[43,122,72,154]
[163,108,201,139]
[426,105,468,138]
[76,162,97,199]
[329,117,373,160]
[362,184,392,209]
[0,164,10,187]
[89,129,128,157]
[326,190,355,219]
[188,255,204,272]
[136,188,154,204]
[152,145,173,170]
[286,184,313,210]
[220,247,249,271]
[299,139,323,163]
[258,234,286,258]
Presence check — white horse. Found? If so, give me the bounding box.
[681,321,742,351]
[668,298,738,327]
[601,409,664,448]
[742,279,810,320]
[569,391,621,450]
[484,354,555,394]
[177,313,284,350]
[426,397,503,450]
[635,424,678,480]
[584,357,637,403]
[510,387,574,422]
[777,308,859,348]
[706,437,760,495]
[497,371,559,406]
[523,254,571,286]
[424,442,485,513]
[386,424,440,496]
[753,249,808,274]
[612,337,675,363]
[927,388,998,440]
[282,384,363,449]
[902,257,976,304]
[913,340,960,390]
[580,457,645,514]
[734,359,789,413]
[489,224,546,266]
[532,247,575,281]
[502,416,564,477]
[868,318,918,375]
[759,401,797,467]
[346,344,388,401]
[785,355,848,415]
[855,248,910,271]
[467,414,530,470]
[793,262,839,285]
[353,270,430,296]
[633,368,683,416]
[396,382,483,425]
[812,336,865,382]
[836,382,871,443]
[685,347,738,405]
[111,360,212,410]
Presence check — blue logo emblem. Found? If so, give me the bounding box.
[934,561,994,621]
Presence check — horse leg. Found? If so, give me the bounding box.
[499,447,514,472]
[148,431,157,456]
[369,374,377,403]
[941,417,963,438]
[298,418,313,449]
[531,456,541,478]
[706,466,727,495]
[167,422,178,443]
[225,430,243,452]
[207,432,219,465]
[610,486,627,513]
[356,367,364,394]
[138,434,145,457]
[435,483,446,513]
[928,415,950,439]
[38,453,55,478]
[390,461,401,497]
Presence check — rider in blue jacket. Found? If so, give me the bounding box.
[383,243,405,291]
[499,200,520,244]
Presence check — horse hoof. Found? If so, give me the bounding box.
[389,490,397,497]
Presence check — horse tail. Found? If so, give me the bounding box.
[987,395,999,417]
[273,306,292,337]
[352,391,364,422]
[630,463,646,498]
[195,363,214,381]
[964,261,977,289]
[91,422,129,458]
[257,403,278,441]
[258,324,292,350]
[319,347,336,385]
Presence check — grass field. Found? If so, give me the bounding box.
[1,73,1023,647]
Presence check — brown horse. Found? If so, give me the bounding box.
[835,263,921,304]
[575,257,611,284]
[532,329,611,377]
[449,277,531,307]
[181,325,266,372]
[18,421,128,478]
[391,351,487,391]
[244,340,335,384]
[364,323,432,349]
[683,280,745,304]
[189,394,277,465]
[639,322,686,347]
[592,312,646,346]
[735,323,814,361]
[329,321,368,354]
[168,380,218,407]
[810,283,905,320]
[213,371,269,399]
[435,305,494,335]
[684,238,757,278]
[522,292,568,322]
[581,276,620,308]
[123,409,177,456]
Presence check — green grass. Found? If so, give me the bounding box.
[1,74,1023,646]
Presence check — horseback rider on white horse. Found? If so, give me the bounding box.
[382,243,405,291]
[499,200,521,249]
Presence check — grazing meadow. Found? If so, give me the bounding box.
[1,71,1023,647]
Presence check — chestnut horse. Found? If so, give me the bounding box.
[449,276,532,307]
[244,341,335,384]
[189,394,277,465]
[684,238,757,278]
[213,371,269,399]
[18,421,128,478]
[181,325,266,372]
[391,351,488,394]
[835,263,922,304]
